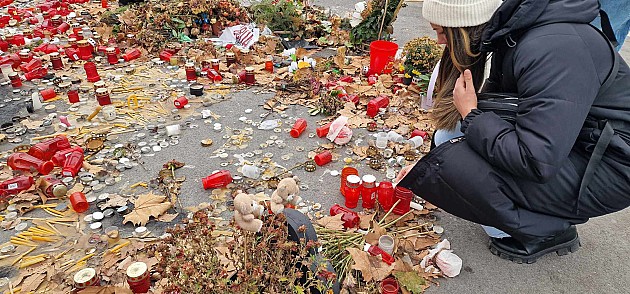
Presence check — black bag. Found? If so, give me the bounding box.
[477,92,519,124]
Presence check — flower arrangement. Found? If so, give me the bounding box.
[402,37,442,91]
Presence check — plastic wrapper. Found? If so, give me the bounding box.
[326,116,352,145]
[420,239,462,277]
[218,24,260,49]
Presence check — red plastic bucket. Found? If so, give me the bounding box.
[369,40,398,75]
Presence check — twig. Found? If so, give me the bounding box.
[378,199,401,225]
[378,0,390,40]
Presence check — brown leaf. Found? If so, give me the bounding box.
[98,194,129,210]
[365,221,387,245]
[67,183,84,195]
[317,214,345,230]
[359,213,374,230]
[21,273,46,293]
[157,213,178,222]
[295,48,308,59]
[78,286,134,294]
[123,192,172,226]
[415,236,439,250]
[83,161,105,175]
[94,26,113,41]
[347,247,395,282]
[424,202,438,210]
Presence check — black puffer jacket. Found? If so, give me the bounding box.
[399,0,630,241]
[464,0,630,184]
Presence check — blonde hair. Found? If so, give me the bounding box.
[432,25,487,130]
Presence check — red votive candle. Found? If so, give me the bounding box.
[106,47,118,65]
[393,186,413,215]
[7,152,54,175]
[202,170,233,189]
[314,151,332,166]
[378,181,394,211]
[77,40,92,60]
[361,175,377,209]
[345,175,361,208]
[290,118,307,138]
[126,262,150,293]
[50,52,63,70]
[69,192,88,213]
[340,167,359,196]
[174,96,188,109]
[185,62,197,81]
[95,88,111,106]
[329,204,360,228]
[40,88,56,101]
[316,122,332,138]
[122,48,141,62]
[84,62,100,82]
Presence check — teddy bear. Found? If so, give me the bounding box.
[233,193,264,233]
[270,177,302,214]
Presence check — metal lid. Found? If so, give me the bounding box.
[73,268,96,284]
[126,262,148,280]
[52,184,68,197]
[362,174,376,183]
[77,40,88,45]
[105,47,115,53]
[245,66,254,72]
[95,88,108,95]
[347,175,361,184]
[49,52,60,58]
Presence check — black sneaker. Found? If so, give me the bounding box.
[489,226,581,264]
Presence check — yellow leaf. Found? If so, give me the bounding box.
[123,192,172,226]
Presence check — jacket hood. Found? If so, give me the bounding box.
[481,0,600,51]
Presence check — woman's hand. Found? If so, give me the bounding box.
[453,69,478,119]
[395,163,416,184]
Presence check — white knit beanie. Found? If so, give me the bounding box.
[422,0,503,28]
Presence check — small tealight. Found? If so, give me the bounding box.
[90,222,102,230]
[92,211,104,221]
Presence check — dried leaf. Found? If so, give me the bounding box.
[358,213,374,230]
[83,161,105,174]
[415,236,439,250]
[94,26,113,41]
[316,214,345,230]
[157,213,178,222]
[67,183,84,195]
[123,192,172,226]
[21,273,46,293]
[347,247,395,282]
[365,221,386,245]
[98,194,129,210]
[78,286,134,294]
[393,271,427,294]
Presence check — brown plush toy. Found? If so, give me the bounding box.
[233,193,264,232]
[270,177,302,214]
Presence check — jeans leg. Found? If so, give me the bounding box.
[433,121,463,146]
[434,122,511,239]
[595,0,630,50]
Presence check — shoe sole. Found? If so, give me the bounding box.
[489,235,581,264]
